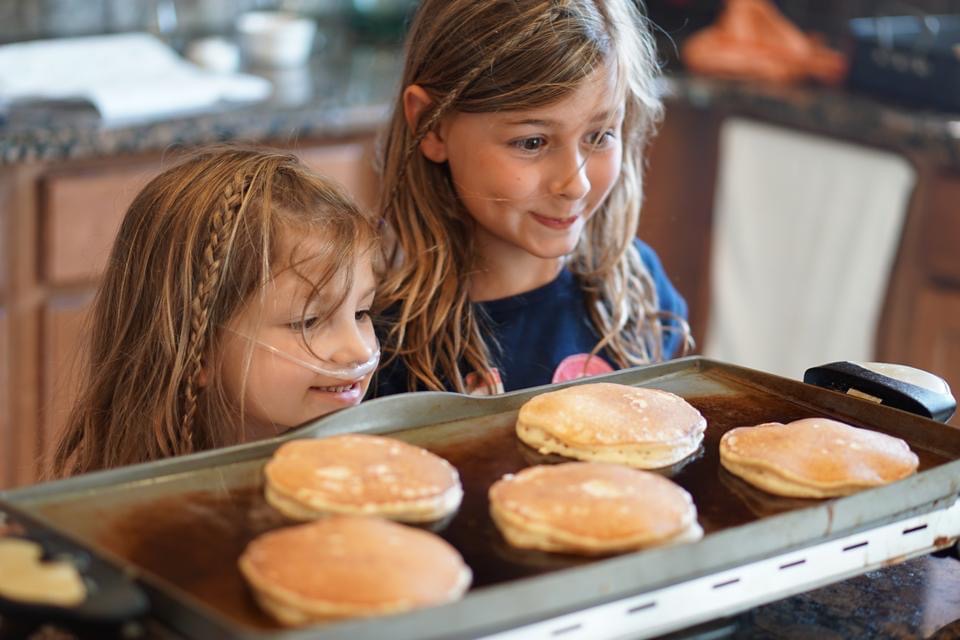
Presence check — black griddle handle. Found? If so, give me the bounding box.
[0,500,149,638]
[803,361,956,423]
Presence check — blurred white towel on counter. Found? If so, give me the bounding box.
[0,33,271,125]
[704,118,916,379]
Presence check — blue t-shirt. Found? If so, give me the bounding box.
[372,239,686,396]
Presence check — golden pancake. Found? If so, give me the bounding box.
[516,383,706,468]
[0,538,86,606]
[264,435,462,523]
[488,462,703,555]
[719,417,919,498]
[239,516,471,625]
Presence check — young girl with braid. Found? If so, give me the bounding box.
[53,146,380,476]
[373,0,692,396]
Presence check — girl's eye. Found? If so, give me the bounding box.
[512,136,546,153]
[585,130,616,147]
[355,309,372,322]
[288,316,321,331]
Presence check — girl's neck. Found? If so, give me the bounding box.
[469,241,564,302]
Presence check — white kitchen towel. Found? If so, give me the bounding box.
[704,118,916,379]
[0,33,271,125]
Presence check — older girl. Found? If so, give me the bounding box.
[374,0,691,396]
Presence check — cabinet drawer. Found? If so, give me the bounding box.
[41,164,157,284]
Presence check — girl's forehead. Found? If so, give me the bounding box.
[485,65,622,128]
[265,250,375,310]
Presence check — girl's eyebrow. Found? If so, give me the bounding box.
[503,117,558,127]
[588,109,624,124]
[503,109,623,128]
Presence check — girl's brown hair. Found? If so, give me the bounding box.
[377,0,692,392]
[52,146,377,477]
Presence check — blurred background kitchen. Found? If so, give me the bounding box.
[1,0,959,488]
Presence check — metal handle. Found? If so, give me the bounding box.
[803,361,956,423]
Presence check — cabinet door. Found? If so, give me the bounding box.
[0,308,9,487]
[922,172,960,286]
[41,293,95,473]
[42,164,157,285]
[909,287,960,426]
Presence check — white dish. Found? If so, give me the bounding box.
[236,11,317,68]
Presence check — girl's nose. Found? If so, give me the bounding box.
[325,319,376,366]
[550,149,591,201]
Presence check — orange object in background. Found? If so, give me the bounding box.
[681,0,847,85]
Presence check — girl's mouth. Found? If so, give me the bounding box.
[530,212,578,230]
[310,382,362,397]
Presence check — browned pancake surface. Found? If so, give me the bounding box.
[265,435,459,508]
[518,383,705,447]
[489,462,696,544]
[720,418,918,489]
[240,517,468,607]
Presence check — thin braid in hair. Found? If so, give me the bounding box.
[180,174,246,451]
[386,9,560,217]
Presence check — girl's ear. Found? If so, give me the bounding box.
[197,367,209,388]
[403,84,448,163]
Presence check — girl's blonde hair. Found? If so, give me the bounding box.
[53,146,378,477]
[378,0,691,392]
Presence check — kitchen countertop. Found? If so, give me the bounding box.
[0,41,401,165]
[3,40,960,169]
[667,74,960,170]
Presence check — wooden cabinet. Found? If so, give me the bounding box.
[42,165,154,284]
[41,294,94,463]
[640,102,720,347]
[0,308,9,486]
[910,288,960,403]
[0,137,378,488]
[921,173,960,287]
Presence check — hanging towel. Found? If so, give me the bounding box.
[704,118,916,379]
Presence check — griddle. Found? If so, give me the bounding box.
[2,357,960,640]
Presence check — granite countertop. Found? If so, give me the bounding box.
[664,74,960,169]
[0,41,403,166]
[3,42,960,169]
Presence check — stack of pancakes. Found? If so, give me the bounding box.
[239,516,471,625]
[719,417,919,498]
[264,434,462,523]
[489,462,702,555]
[516,383,706,468]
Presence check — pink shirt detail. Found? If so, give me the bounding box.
[552,353,614,384]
